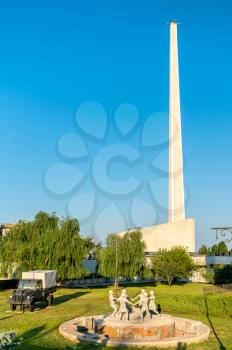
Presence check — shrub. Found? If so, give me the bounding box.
[153,246,197,286]
[0,332,21,349]
[214,264,232,284]
[202,267,214,284]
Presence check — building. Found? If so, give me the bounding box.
[190,253,232,283]
[0,223,17,237]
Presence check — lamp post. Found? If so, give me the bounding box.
[115,237,118,297]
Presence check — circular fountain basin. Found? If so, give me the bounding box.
[59,314,210,348]
[102,315,175,340]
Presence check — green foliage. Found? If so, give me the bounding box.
[199,240,229,256]
[198,244,209,255]
[217,241,228,255]
[153,246,197,286]
[98,229,148,279]
[214,264,232,284]
[202,267,214,284]
[201,265,232,284]
[210,244,219,256]
[0,211,90,280]
[0,331,21,349]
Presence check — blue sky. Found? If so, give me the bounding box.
[0,0,232,248]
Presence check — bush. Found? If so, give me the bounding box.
[0,332,21,349]
[214,264,232,284]
[201,265,232,284]
[202,267,214,284]
[153,246,197,285]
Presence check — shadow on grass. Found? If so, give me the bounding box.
[0,315,14,321]
[54,291,89,305]
[19,324,75,349]
[21,325,46,340]
[19,291,90,312]
[204,294,226,350]
[175,343,187,350]
[19,347,74,350]
[18,304,91,347]
[159,280,189,287]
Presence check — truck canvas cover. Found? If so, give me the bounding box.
[22,270,56,289]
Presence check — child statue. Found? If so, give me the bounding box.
[148,291,160,318]
[117,289,134,320]
[133,289,149,320]
[108,290,118,317]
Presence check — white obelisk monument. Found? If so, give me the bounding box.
[118,22,195,252]
[169,21,185,223]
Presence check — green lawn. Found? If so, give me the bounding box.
[0,283,232,350]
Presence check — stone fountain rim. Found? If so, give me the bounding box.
[59,314,210,348]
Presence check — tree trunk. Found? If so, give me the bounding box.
[168,276,173,286]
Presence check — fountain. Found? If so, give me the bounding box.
[59,288,210,347]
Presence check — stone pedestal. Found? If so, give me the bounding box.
[102,316,175,340]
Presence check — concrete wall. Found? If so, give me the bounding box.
[120,218,195,253]
[192,255,232,266]
[206,256,232,265]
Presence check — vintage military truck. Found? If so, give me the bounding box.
[8,270,56,312]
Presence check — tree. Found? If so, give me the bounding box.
[210,244,219,256]
[98,229,147,279]
[214,264,232,284]
[0,211,90,281]
[198,244,209,255]
[48,217,87,280]
[153,246,197,286]
[217,241,228,256]
[199,241,229,256]
[202,267,214,284]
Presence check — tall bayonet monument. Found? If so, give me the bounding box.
[119,22,196,252]
[169,21,185,223]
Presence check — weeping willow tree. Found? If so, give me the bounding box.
[0,211,91,280]
[99,229,149,279]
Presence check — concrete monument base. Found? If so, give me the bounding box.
[119,218,195,253]
[141,218,195,252]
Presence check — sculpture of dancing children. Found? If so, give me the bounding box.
[108,288,160,321]
[148,291,160,318]
[108,290,118,317]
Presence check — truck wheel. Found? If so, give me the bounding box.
[48,295,54,306]
[10,304,16,311]
[29,302,35,312]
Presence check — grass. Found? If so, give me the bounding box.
[0,283,232,349]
